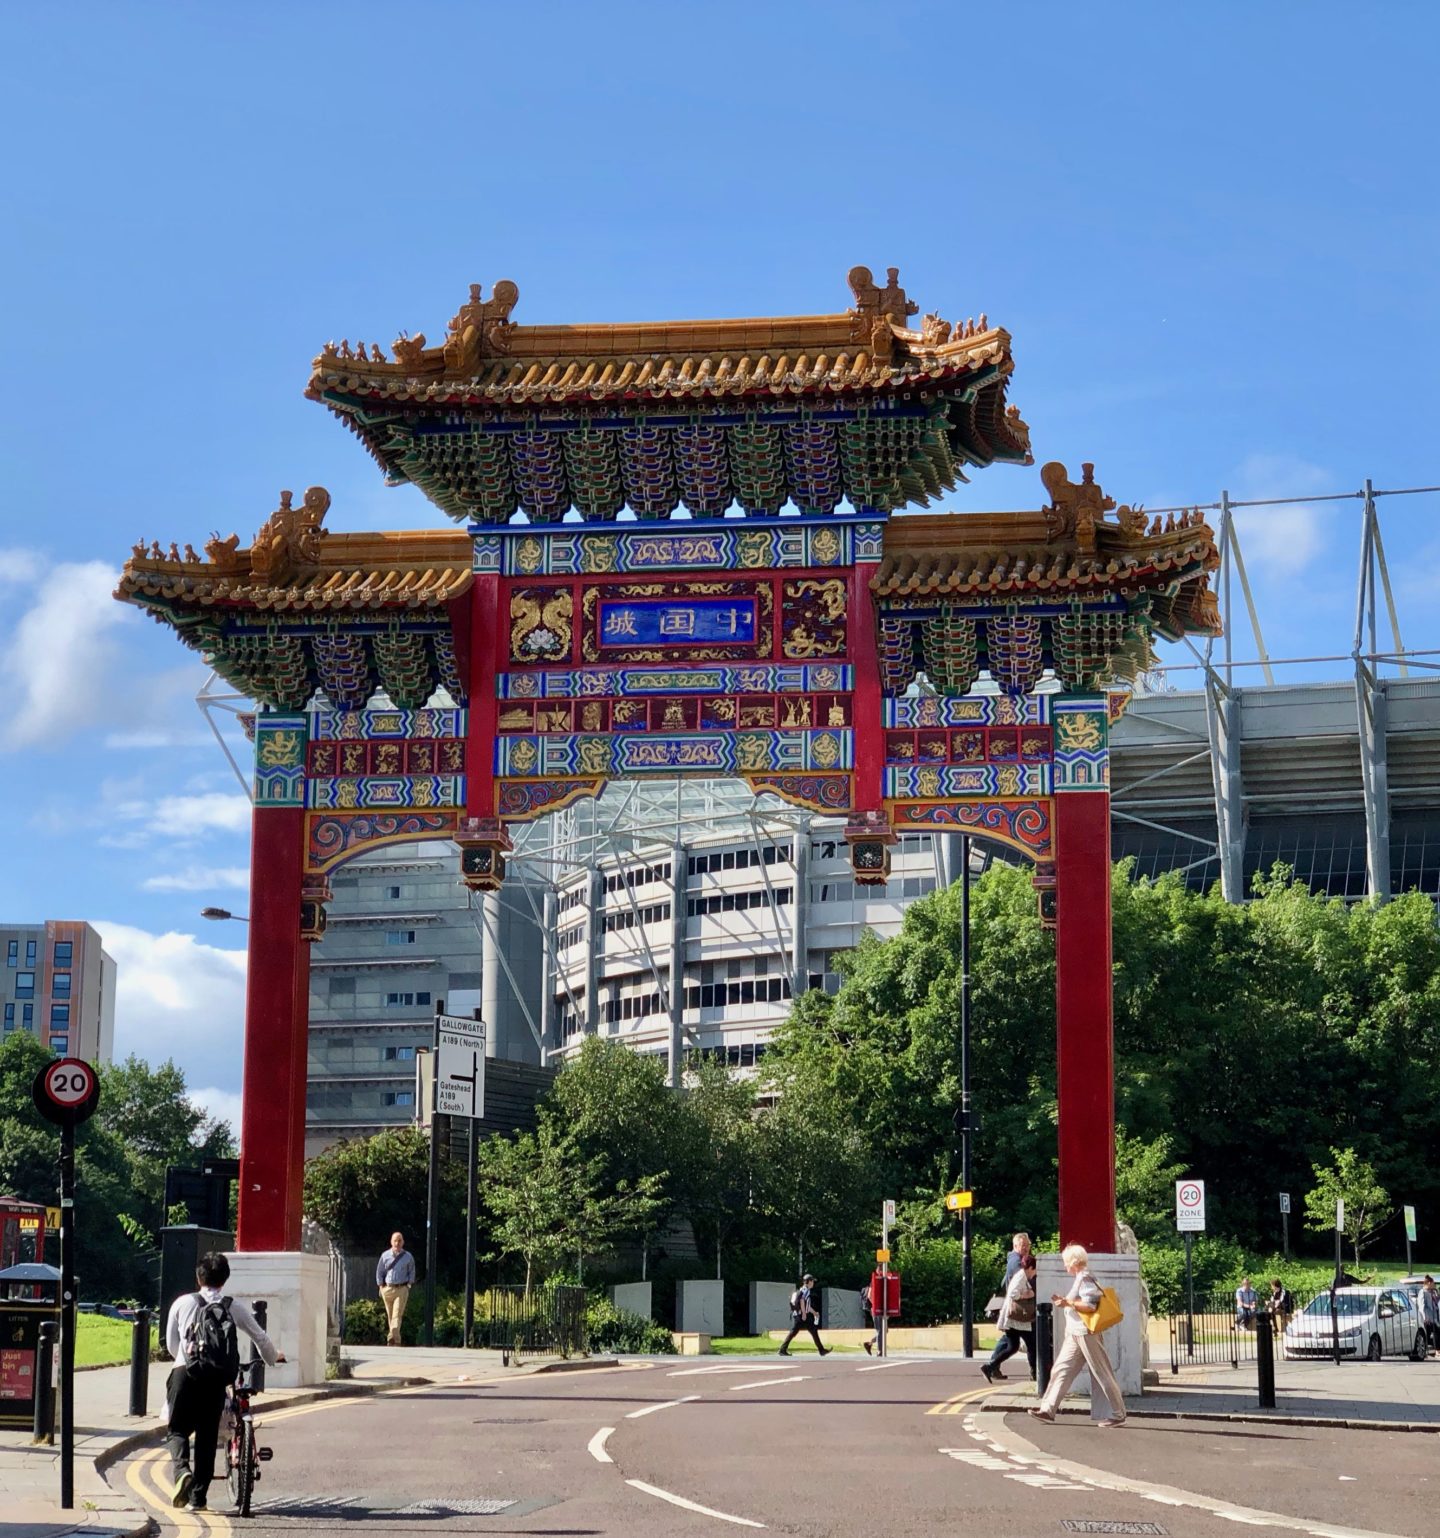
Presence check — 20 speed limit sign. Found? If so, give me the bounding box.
[33,1058,101,1127]
[1175,1178,1206,1232]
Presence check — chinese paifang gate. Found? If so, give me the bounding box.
[117,266,1220,1255]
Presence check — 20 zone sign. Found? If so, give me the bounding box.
[33,1058,101,1128]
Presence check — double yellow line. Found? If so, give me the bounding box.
[926,1385,993,1416]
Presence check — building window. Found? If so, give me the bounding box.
[14,972,34,1000]
[52,973,71,999]
[5,940,16,967]
[385,930,417,945]
[25,940,36,966]
[21,1004,33,1027]
[382,1090,415,1107]
[50,1035,68,1054]
[384,992,432,1008]
[53,941,73,966]
[50,1004,69,1027]
[383,1045,417,1061]
[386,885,402,900]
[3,1003,12,1029]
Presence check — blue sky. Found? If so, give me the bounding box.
[1,3,1437,1111]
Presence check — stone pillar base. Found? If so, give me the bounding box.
[224,1250,329,1389]
[1037,1251,1143,1403]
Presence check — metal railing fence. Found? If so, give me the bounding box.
[1167,1290,1321,1373]
[482,1284,588,1363]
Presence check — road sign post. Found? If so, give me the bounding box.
[879,1201,895,1359]
[1176,1179,1205,1360]
[1404,1205,1417,1274]
[1279,1191,1290,1259]
[31,1059,100,1510]
[424,1007,488,1347]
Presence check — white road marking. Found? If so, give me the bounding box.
[939,1447,1013,1470]
[668,1364,781,1377]
[971,1410,1415,1538]
[727,1374,811,1391]
[856,1358,918,1371]
[626,1394,701,1418]
[588,1426,615,1463]
[626,1478,766,1528]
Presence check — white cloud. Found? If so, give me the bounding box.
[105,729,215,750]
[1227,454,1338,577]
[92,921,248,1093]
[97,790,252,850]
[0,559,129,749]
[188,1087,243,1133]
[141,866,251,893]
[0,549,47,586]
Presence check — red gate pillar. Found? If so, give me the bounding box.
[1053,770,1116,1254]
[237,805,308,1251]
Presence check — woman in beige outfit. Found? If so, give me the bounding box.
[1028,1243,1126,1428]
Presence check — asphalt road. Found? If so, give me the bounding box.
[111,1355,1435,1538]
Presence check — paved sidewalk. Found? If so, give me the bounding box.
[987,1354,1440,1429]
[0,1344,607,1538]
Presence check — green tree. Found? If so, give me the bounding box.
[304,1127,468,1277]
[1304,1146,1393,1268]
[754,1076,879,1276]
[546,1038,688,1274]
[680,1059,760,1280]
[477,1117,663,1291]
[1114,1128,1185,1244]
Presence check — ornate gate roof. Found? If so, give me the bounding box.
[306,267,1032,524]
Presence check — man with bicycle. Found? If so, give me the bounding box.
[164,1251,283,1511]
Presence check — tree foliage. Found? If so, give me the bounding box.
[0,1035,237,1300]
[1303,1147,1394,1266]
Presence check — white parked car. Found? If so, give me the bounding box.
[1283,1286,1429,1361]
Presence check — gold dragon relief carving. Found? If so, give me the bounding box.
[510,588,574,663]
[1054,711,1104,752]
[782,578,847,659]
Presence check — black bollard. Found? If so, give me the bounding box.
[1255,1305,1276,1409]
[1035,1301,1054,1397]
[128,1310,152,1417]
[251,1300,267,1391]
[33,1321,57,1444]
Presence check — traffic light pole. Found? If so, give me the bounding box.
[960,834,974,1359]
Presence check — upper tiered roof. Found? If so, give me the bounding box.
[306,266,1032,524]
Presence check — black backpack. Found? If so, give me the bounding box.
[184,1295,240,1383]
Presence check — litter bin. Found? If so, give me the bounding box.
[0,1298,61,1432]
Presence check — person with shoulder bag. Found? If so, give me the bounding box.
[982,1252,1037,1382]
[1028,1243,1126,1428]
[778,1274,831,1357]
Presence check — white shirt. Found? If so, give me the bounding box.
[165,1285,279,1367]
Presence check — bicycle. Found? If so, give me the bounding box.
[223,1360,275,1517]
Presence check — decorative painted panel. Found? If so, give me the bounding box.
[305,776,464,811]
[884,764,1051,798]
[471,518,887,576]
[497,663,852,699]
[495,728,852,778]
[305,811,461,874]
[312,707,466,740]
[888,798,1054,862]
[1052,696,1110,791]
[253,714,307,806]
[883,695,1049,727]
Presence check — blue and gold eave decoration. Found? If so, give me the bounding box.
[471,516,887,577]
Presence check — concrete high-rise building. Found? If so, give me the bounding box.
[304,841,547,1156]
[0,920,115,1063]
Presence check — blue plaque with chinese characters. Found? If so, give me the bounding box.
[597,597,759,648]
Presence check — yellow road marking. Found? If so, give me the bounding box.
[925,1385,992,1416]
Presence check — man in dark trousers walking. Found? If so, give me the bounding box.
[779,1273,831,1356]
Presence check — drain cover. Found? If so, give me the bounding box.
[397,1500,517,1516]
[256,1495,518,1520]
[1061,1524,1169,1536]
